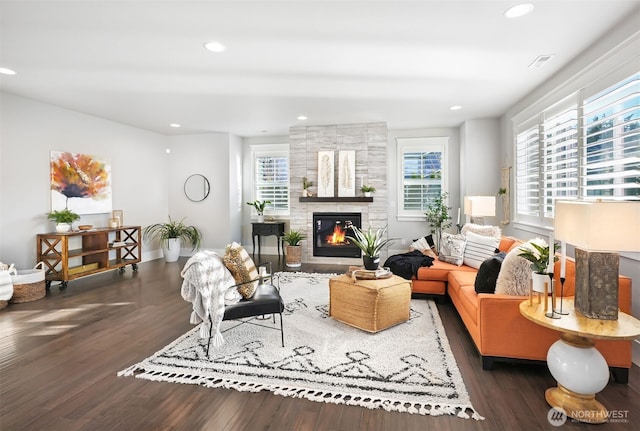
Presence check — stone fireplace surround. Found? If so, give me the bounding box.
[289,122,389,265]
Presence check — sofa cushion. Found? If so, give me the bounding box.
[463,231,500,269]
[438,232,466,266]
[495,245,531,296]
[409,235,437,258]
[448,271,479,325]
[475,252,506,293]
[415,259,475,282]
[461,223,501,239]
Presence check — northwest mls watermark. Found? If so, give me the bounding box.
[547,407,630,426]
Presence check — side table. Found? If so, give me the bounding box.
[519,299,640,424]
[251,222,285,256]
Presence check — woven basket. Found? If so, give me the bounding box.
[0,300,7,310]
[10,262,46,303]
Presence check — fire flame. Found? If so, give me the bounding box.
[326,225,347,244]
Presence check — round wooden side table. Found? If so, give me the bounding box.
[520,298,640,424]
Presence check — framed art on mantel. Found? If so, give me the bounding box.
[50,151,113,214]
[317,151,335,197]
[338,150,355,197]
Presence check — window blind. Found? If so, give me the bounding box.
[255,155,289,211]
[515,125,541,218]
[402,151,443,212]
[582,72,640,200]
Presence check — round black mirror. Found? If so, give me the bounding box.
[184,174,210,202]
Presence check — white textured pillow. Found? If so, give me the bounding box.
[410,236,437,257]
[495,245,532,295]
[438,232,466,266]
[461,223,501,239]
[463,231,500,269]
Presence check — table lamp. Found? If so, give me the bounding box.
[554,200,640,320]
[463,196,496,225]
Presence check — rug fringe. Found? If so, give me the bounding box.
[119,366,484,420]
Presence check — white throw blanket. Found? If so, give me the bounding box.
[180,250,240,349]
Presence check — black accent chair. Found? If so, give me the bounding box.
[206,262,285,356]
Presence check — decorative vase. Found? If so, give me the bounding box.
[285,245,302,267]
[302,189,309,197]
[363,255,380,270]
[364,192,372,198]
[257,214,265,223]
[163,238,181,262]
[55,223,71,233]
[532,272,550,293]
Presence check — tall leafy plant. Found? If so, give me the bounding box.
[346,225,395,258]
[143,216,202,251]
[424,192,452,251]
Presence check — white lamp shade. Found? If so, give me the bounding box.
[463,196,496,217]
[554,200,640,252]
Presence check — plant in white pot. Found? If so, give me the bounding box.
[47,208,81,233]
[246,199,271,223]
[518,238,559,293]
[143,217,202,262]
[346,225,395,270]
[360,185,376,198]
[282,229,306,268]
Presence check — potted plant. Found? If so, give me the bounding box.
[47,208,81,233]
[424,192,452,252]
[246,199,271,222]
[346,225,395,270]
[302,177,313,197]
[518,238,559,293]
[360,185,376,198]
[143,216,202,262]
[282,229,306,268]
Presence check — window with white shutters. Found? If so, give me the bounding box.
[515,124,541,221]
[252,146,289,214]
[582,73,640,200]
[397,137,448,218]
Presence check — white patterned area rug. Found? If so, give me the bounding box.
[118,272,483,420]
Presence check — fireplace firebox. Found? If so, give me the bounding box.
[313,212,362,258]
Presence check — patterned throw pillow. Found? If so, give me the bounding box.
[438,232,466,266]
[409,235,438,258]
[223,242,259,299]
[463,231,500,269]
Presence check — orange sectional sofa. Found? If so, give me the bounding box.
[411,236,633,383]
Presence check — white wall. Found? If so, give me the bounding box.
[499,10,640,363]
[167,133,239,255]
[0,93,169,268]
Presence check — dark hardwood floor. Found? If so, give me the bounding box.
[1,255,637,430]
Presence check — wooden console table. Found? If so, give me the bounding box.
[37,226,141,291]
[251,222,285,256]
[520,299,640,424]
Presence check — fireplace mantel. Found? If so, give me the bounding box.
[299,197,373,203]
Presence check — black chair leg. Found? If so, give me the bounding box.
[206,318,213,357]
[279,312,284,347]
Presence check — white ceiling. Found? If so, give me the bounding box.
[1,0,638,137]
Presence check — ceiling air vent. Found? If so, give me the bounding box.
[529,55,554,68]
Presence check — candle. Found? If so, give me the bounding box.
[548,233,554,273]
[560,241,566,278]
[457,208,461,225]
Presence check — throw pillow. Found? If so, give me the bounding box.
[223,242,259,299]
[461,223,501,239]
[474,252,506,293]
[463,231,501,269]
[438,232,466,266]
[494,243,532,296]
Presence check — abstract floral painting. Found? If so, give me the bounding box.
[50,151,112,214]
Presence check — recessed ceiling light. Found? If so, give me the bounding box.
[504,3,534,19]
[165,148,171,154]
[170,123,181,128]
[0,67,17,75]
[204,41,226,53]
[449,105,462,111]
[297,115,308,120]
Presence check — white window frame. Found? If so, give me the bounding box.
[250,144,290,216]
[396,137,449,220]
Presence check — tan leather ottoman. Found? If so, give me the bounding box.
[328,274,411,333]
